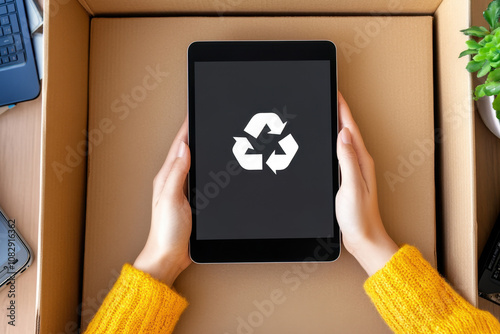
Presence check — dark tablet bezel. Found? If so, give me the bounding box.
[188,41,339,263]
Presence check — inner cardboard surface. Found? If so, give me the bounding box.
[82,16,434,333]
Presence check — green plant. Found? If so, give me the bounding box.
[460,0,500,118]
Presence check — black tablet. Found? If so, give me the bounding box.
[188,41,339,263]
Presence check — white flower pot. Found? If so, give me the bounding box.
[476,95,500,138]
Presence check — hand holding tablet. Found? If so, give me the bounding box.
[135,42,397,272]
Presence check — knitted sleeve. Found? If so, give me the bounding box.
[84,263,188,333]
[364,245,500,333]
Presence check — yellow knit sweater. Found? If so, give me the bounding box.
[85,245,500,333]
[84,264,188,333]
[364,245,500,333]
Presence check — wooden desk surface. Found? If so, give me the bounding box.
[0,96,41,333]
[0,0,43,332]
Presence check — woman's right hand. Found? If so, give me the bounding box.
[335,92,399,276]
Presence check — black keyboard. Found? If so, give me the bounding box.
[0,0,25,68]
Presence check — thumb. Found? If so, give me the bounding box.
[337,128,364,189]
[164,141,191,199]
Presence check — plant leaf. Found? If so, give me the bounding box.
[474,53,487,61]
[467,60,485,72]
[460,26,490,37]
[460,49,478,57]
[478,60,492,77]
[488,68,500,81]
[475,84,487,100]
[484,0,500,29]
[478,46,490,54]
[485,81,500,95]
[493,95,500,118]
[466,39,482,49]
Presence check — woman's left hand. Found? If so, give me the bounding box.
[133,118,192,286]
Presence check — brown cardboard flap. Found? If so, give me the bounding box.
[40,0,90,332]
[435,0,477,304]
[82,16,434,333]
[77,0,443,16]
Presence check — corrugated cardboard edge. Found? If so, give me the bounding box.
[435,0,477,305]
[80,0,443,17]
[76,0,94,17]
[38,0,90,333]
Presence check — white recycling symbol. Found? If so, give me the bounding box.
[232,112,299,174]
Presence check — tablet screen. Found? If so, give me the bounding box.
[193,60,334,240]
[188,41,339,262]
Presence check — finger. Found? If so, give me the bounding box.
[153,118,188,199]
[163,141,191,201]
[337,128,366,191]
[337,92,377,193]
[338,92,368,156]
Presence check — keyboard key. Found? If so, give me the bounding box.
[0,5,7,15]
[13,33,21,50]
[9,14,18,33]
[1,56,8,63]
[7,3,14,12]
[0,0,5,4]
[0,16,9,25]
[14,37,22,51]
[2,25,10,35]
[9,54,16,62]
[7,44,13,53]
[16,50,24,62]
[0,35,12,46]
[0,47,7,56]
[494,269,500,281]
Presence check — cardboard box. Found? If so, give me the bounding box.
[38,0,494,332]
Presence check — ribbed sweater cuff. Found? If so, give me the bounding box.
[85,263,188,333]
[364,245,500,333]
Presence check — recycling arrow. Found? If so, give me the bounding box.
[265,134,299,174]
[232,112,299,174]
[232,137,263,170]
[244,113,287,139]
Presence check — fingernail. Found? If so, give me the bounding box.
[177,141,186,158]
[341,128,351,144]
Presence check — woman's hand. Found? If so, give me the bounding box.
[336,92,399,276]
[134,118,192,286]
